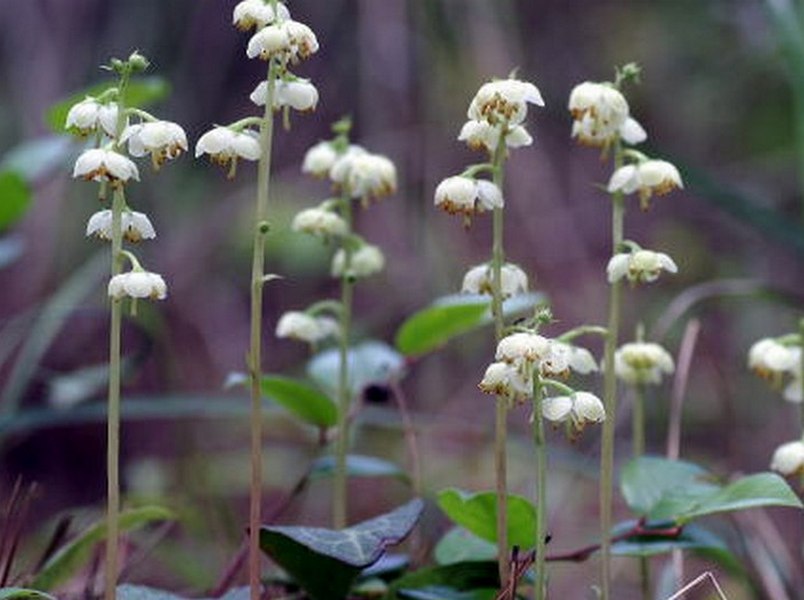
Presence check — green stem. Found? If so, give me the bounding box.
[104,65,131,600]
[532,374,547,600]
[632,384,645,458]
[333,190,354,529]
[248,59,278,600]
[600,139,625,600]
[490,124,509,587]
[799,318,804,435]
[639,557,651,600]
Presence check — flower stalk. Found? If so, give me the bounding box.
[531,373,547,600]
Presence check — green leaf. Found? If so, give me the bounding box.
[0,171,31,230]
[385,561,499,600]
[32,506,174,591]
[46,77,170,132]
[620,456,718,516]
[259,498,423,600]
[309,454,409,483]
[0,589,56,600]
[437,488,537,549]
[306,340,405,398]
[260,375,337,428]
[434,527,498,565]
[395,292,545,356]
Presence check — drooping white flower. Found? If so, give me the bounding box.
[542,391,606,433]
[748,338,799,378]
[478,361,532,400]
[607,249,678,284]
[550,342,598,375]
[568,82,630,147]
[246,19,318,63]
[65,98,119,137]
[331,244,385,279]
[195,127,260,178]
[770,440,804,476]
[291,207,348,238]
[496,332,551,365]
[614,342,675,385]
[108,270,167,300]
[72,149,140,185]
[250,79,319,112]
[302,141,338,177]
[458,120,533,153]
[86,209,156,242]
[122,121,188,169]
[434,176,503,217]
[619,117,647,145]
[233,0,290,31]
[328,145,367,186]
[461,262,528,298]
[607,160,684,209]
[467,78,545,126]
[275,311,339,344]
[345,153,397,201]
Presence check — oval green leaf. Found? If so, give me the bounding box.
[0,172,31,231]
[434,527,497,565]
[260,375,337,428]
[437,488,537,549]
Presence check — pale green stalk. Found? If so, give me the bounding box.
[248,59,278,600]
[632,382,649,600]
[599,139,624,600]
[531,373,547,600]
[333,189,354,529]
[104,66,131,600]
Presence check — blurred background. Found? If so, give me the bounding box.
[1,0,803,598]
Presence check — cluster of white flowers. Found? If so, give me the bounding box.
[568,81,646,148]
[614,342,675,386]
[748,337,802,403]
[461,263,528,299]
[607,248,677,284]
[275,311,339,345]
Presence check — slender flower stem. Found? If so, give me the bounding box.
[799,319,804,435]
[489,125,509,587]
[531,374,547,600]
[632,384,645,458]
[104,64,131,600]
[599,139,624,600]
[248,59,278,600]
[333,189,354,529]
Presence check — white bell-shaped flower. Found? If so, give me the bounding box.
[434,176,503,217]
[276,311,339,344]
[568,82,631,147]
[748,338,799,378]
[246,19,318,63]
[331,244,385,279]
[302,141,338,177]
[108,270,167,301]
[549,342,598,375]
[461,262,528,298]
[65,98,119,137]
[122,120,187,170]
[542,391,606,434]
[195,127,261,178]
[496,332,551,365]
[478,361,532,400]
[607,160,683,209]
[291,207,348,238]
[233,0,289,31]
[73,149,140,185]
[328,145,367,185]
[614,342,675,385]
[468,78,545,126]
[86,209,156,243]
[250,79,319,112]
[458,120,533,153]
[346,153,397,201]
[607,249,678,284]
[770,440,804,476]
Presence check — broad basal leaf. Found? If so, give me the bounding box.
[434,527,498,565]
[385,561,499,600]
[260,375,337,428]
[260,498,423,600]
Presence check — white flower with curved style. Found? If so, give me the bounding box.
[195,126,260,178]
[467,78,545,126]
[770,440,804,476]
[246,19,318,63]
[302,141,338,177]
[345,153,397,201]
[479,361,532,400]
[331,244,385,279]
[250,79,319,112]
[614,342,675,385]
[108,270,167,301]
[291,207,347,238]
[607,249,678,284]
[233,0,289,31]
[607,160,683,209]
[276,311,339,344]
[122,121,188,169]
[542,391,606,433]
[568,81,633,147]
[86,209,156,242]
[72,149,140,185]
[65,98,119,137]
[458,120,533,153]
[461,262,528,298]
[434,176,503,217]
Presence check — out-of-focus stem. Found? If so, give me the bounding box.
[632,384,645,458]
[532,375,547,600]
[248,58,277,600]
